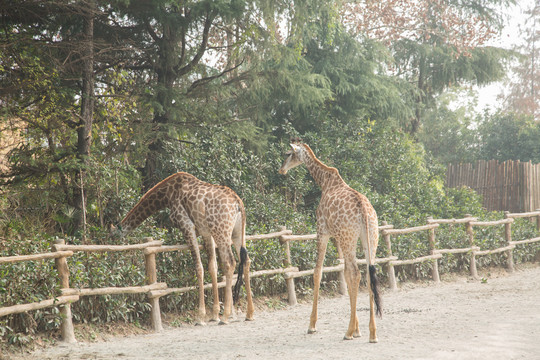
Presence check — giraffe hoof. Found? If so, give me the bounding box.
[353,331,362,338]
[369,337,379,343]
[307,328,317,334]
[245,316,255,322]
[195,321,207,327]
[343,334,354,341]
[218,320,229,326]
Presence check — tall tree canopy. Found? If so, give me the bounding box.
[0,0,513,233]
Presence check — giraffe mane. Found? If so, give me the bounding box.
[120,172,183,224]
[300,143,340,176]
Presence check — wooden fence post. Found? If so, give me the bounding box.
[382,222,397,291]
[144,237,163,332]
[536,209,540,261]
[280,231,297,306]
[427,217,440,283]
[465,216,479,280]
[504,212,515,272]
[53,239,76,343]
[536,209,540,233]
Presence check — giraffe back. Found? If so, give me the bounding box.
[317,185,379,260]
[169,173,245,239]
[120,172,244,239]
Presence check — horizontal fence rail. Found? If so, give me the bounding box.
[1,210,540,343]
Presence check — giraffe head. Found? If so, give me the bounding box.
[109,223,130,239]
[279,143,305,175]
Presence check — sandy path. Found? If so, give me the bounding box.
[28,265,540,360]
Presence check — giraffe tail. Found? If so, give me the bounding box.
[369,265,382,318]
[233,246,248,304]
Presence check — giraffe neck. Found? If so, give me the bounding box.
[119,174,174,233]
[300,144,345,191]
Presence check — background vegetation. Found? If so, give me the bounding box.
[1,0,539,349]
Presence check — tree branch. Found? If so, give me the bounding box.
[186,59,244,94]
[176,9,216,77]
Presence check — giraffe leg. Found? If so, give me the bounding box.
[308,234,329,334]
[217,244,236,325]
[366,265,378,343]
[343,253,361,340]
[231,220,254,321]
[203,235,220,322]
[354,313,360,338]
[185,231,207,326]
[243,253,255,321]
[353,269,361,339]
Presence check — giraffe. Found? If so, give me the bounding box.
[279,141,382,342]
[113,172,254,325]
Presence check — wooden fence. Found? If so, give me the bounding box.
[1,210,540,343]
[446,160,540,212]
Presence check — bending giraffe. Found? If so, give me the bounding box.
[279,141,382,342]
[113,172,254,325]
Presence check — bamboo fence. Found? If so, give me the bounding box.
[446,160,540,212]
[1,210,540,343]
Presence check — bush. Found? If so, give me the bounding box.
[2,120,540,348]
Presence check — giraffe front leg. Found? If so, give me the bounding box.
[308,235,329,334]
[186,233,206,326]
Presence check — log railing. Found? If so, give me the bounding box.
[1,210,539,342]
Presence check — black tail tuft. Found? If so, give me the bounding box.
[233,246,248,304]
[369,265,382,318]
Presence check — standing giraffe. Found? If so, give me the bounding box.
[279,141,381,342]
[114,172,254,325]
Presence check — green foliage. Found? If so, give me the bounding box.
[392,37,511,132]
[2,0,539,349]
[419,91,479,164]
[475,112,540,162]
[0,235,61,344]
[421,107,540,165]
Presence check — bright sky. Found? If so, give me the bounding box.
[475,0,536,113]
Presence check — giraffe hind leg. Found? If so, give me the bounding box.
[243,252,255,321]
[343,254,361,340]
[217,243,236,325]
[203,235,220,322]
[367,264,380,343]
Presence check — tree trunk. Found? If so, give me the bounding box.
[142,21,178,191]
[73,1,95,232]
[141,11,215,190]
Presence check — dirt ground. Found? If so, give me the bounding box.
[16,265,540,360]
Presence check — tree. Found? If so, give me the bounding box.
[503,2,539,121]
[104,0,340,188]
[476,111,540,162]
[342,0,514,134]
[419,91,478,164]
[301,21,412,130]
[0,1,128,232]
[342,0,503,54]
